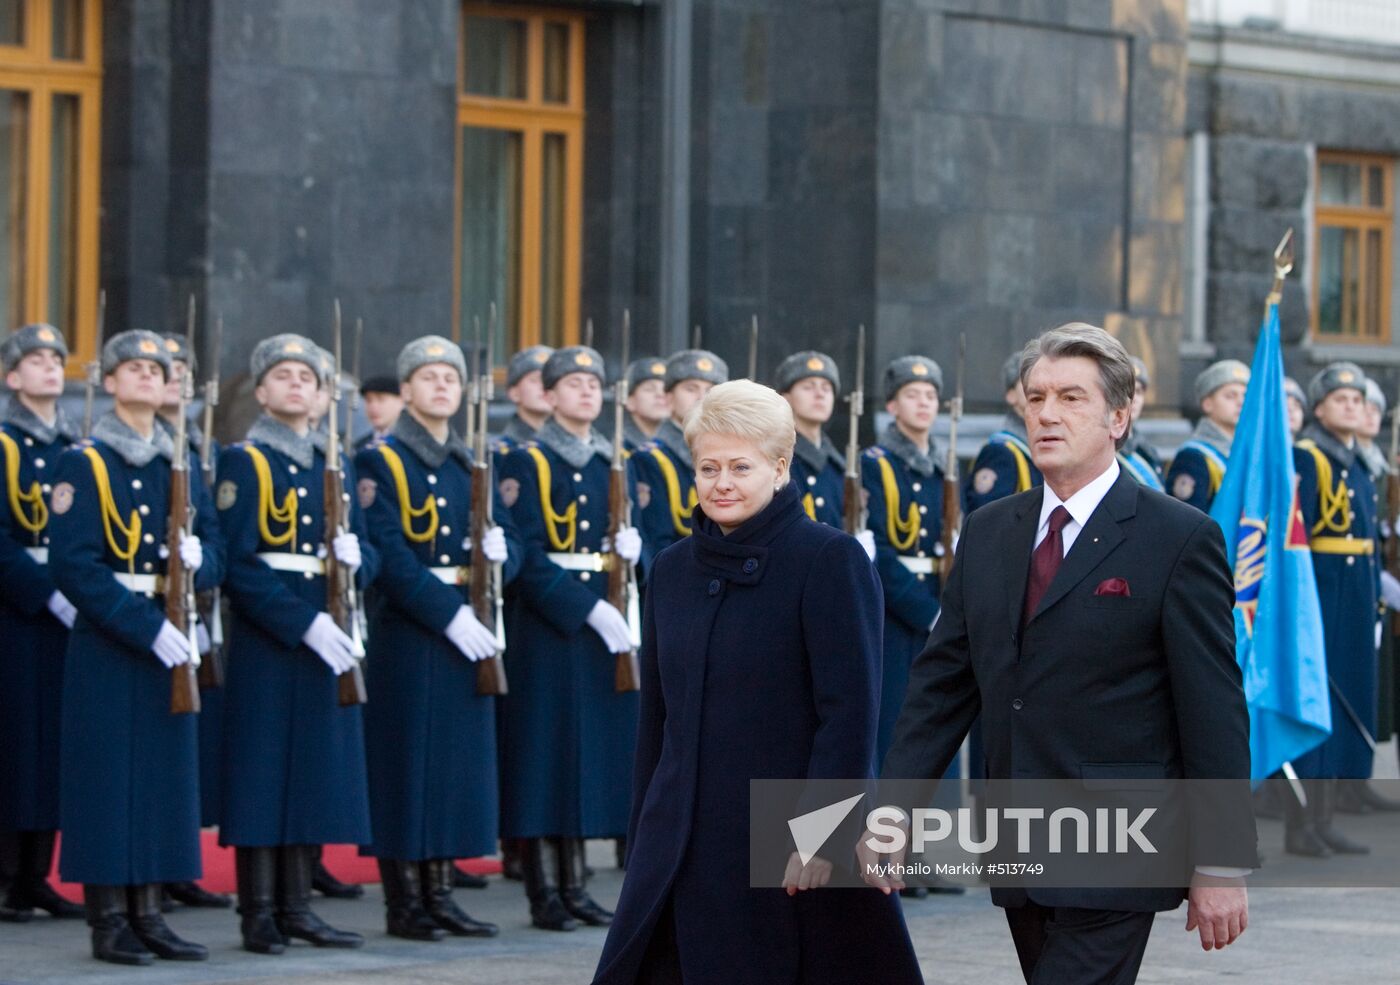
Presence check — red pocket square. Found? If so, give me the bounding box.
[1094,578,1131,597]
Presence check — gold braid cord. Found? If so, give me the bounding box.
[1,432,46,538]
[377,443,438,544]
[243,446,298,550]
[81,446,141,573]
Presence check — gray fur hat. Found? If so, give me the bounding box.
[1,323,67,373]
[398,335,467,383]
[102,330,172,379]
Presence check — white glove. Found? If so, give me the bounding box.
[855,529,876,561]
[1383,571,1400,611]
[586,599,633,654]
[46,591,77,628]
[333,531,362,573]
[445,605,499,661]
[613,526,642,564]
[196,619,212,655]
[301,612,357,674]
[152,620,193,668]
[178,533,203,572]
[481,526,508,564]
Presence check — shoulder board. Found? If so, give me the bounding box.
[76,438,95,449]
[863,446,885,459]
[636,440,659,453]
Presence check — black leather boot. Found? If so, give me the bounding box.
[86,885,152,965]
[311,844,363,899]
[236,847,286,954]
[0,830,83,920]
[1284,780,1331,857]
[165,880,233,908]
[378,859,443,941]
[501,838,524,881]
[422,858,497,937]
[522,838,577,931]
[1313,780,1370,855]
[276,845,364,948]
[127,883,208,960]
[453,862,488,889]
[558,837,613,927]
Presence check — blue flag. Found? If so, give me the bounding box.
[1209,303,1331,781]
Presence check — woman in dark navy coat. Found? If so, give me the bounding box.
[593,380,922,985]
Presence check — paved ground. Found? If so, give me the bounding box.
[4,749,1398,984]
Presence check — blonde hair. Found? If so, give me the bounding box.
[683,379,796,484]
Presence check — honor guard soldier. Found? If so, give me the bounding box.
[1118,356,1164,490]
[154,334,232,911]
[496,345,554,460]
[1288,363,1379,857]
[355,336,522,941]
[861,356,955,765]
[775,350,849,530]
[1166,359,1249,512]
[496,346,642,932]
[215,334,379,954]
[621,357,668,451]
[49,330,223,964]
[0,324,83,923]
[965,351,1042,513]
[354,375,403,452]
[1285,376,1307,439]
[630,348,728,569]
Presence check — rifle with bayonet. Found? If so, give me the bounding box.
[82,290,105,437]
[472,304,509,695]
[346,318,370,647]
[196,314,225,689]
[609,310,642,692]
[939,334,965,586]
[168,296,202,715]
[843,325,867,537]
[1388,398,1400,634]
[747,315,759,380]
[327,301,367,706]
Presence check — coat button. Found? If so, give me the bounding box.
[912,482,922,492]
[1012,698,1024,711]
[1347,557,1356,566]
[139,504,150,515]
[919,505,928,515]
[428,474,438,484]
[573,472,584,482]
[288,465,298,474]
[580,520,591,531]
[707,579,720,596]
[743,558,758,573]
[440,525,451,536]
[131,479,142,490]
[297,487,307,497]
[437,497,447,507]
[814,497,825,507]
[579,494,588,504]
[34,458,44,468]
[807,475,817,486]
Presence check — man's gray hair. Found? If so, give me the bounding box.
[1020,323,1135,447]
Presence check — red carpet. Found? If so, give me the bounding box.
[48,832,502,901]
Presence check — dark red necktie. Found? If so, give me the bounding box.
[1021,505,1071,630]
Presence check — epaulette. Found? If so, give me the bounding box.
[76,438,95,449]
[636,440,659,453]
[230,440,250,450]
[863,446,885,459]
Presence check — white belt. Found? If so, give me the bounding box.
[548,552,611,572]
[114,572,163,595]
[898,556,935,575]
[26,547,48,565]
[429,565,471,585]
[259,552,326,576]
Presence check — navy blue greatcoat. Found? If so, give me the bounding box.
[629,420,695,572]
[860,430,949,764]
[214,431,379,847]
[355,422,523,861]
[49,427,224,884]
[592,483,922,985]
[1293,426,1381,779]
[496,432,638,838]
[0,409,75,832]
[789,432,845,529]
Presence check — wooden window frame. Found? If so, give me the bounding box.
[1312,150,1393,344]
[455,4,584,370]
[0,0,100,376]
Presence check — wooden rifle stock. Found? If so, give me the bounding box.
[470,457,508,695]
[327,302,366,707]
[843,324,867,537]
[471,304,508,695]
[609,311,640,692]
[938,334,965,585]
[167,463,200,715]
